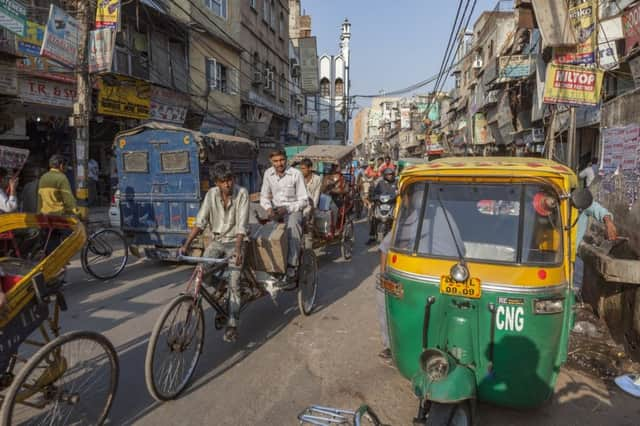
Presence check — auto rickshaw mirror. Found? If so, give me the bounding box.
[570,189,593,211]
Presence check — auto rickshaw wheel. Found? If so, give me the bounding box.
[425,401,471,426]
[297,249,318,316]
[341,220,355,260]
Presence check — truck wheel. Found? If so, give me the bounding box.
[426,402,471,426]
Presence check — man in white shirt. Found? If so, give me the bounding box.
[579,158,598,188]
[0,168,18,213]
[260,149,308,280]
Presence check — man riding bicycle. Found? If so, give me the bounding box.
[180,163,249,343]
[259,149,308,282]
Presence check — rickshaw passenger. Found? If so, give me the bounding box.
[0,168,18,213]
[300,158,322,246]
[180,163,249,343]
[260,149,308,281]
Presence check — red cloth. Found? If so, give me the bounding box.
[364,166,379,178]
[378,163,396,174]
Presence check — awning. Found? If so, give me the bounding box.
[291,145,355,163]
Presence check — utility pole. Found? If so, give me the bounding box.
[72,0,96,221]
[566,107,577,169]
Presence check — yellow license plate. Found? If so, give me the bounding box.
[439,276,482,299]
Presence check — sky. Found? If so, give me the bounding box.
[302,0,503,110]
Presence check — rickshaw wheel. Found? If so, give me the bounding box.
[341,220,355,261]
[145,294,205,402]
[0,331,119,426]
[297,249,318,316]
[425,401,471,426]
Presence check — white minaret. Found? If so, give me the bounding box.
[340,19,351,144]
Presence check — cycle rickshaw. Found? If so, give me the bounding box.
[0,214,119,425]
[291,145,357,260]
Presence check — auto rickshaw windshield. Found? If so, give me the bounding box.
[392,182,563,265]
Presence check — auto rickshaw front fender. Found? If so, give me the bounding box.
[412,358,477,403]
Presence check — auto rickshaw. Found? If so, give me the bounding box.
[379,157,593,425]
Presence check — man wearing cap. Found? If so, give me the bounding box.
[368,168,397,245]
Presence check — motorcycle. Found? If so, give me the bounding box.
[373,192,396,242]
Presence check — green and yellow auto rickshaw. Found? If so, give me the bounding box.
[379,157,592,425]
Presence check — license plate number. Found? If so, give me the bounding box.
[439,276,482,299]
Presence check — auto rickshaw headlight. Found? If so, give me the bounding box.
[419,349,449,382]
[450,262,470,283]
[534,298,564,314]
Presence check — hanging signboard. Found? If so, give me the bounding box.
[496,55,535,82]
[96,0,120,30]
[98,75,151,119]
[553,0,597,65]
[19,77,76,108]
[0,144,28,171]
[16,20,44,56]
[299,37,319,94]
[624,2,640,55]
[543,63,604,106]
[473,113,490,145]
[0,0,26,37]
[40,5,80,69]
[16,20,74,83]
[150,86,189,125]
[598,16,624,43]
[400,107,411,129]
[598,41,619,70]
[88,28,115,73]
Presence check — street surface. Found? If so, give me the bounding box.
[57,222,638,425]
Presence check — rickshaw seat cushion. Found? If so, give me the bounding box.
[0,258,38,293]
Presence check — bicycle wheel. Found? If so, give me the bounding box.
[297,249,318,316]
[1,331,119,426]
[341,219,355,261]
[82,229,128,280]
[145,294,205,401]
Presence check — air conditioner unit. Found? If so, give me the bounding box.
[472,58,483,69]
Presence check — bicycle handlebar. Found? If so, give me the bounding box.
[177,255,230,265]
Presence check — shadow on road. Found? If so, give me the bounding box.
[98,221,380,424]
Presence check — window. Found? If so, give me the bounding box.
[253,52,261,83]
[270,1,276,29]
[392,183,562,265]
[160,151,191,173]
[335,78,344,97]
[263,0,270,23]
[320,78,330,97]
[249,0,256,9]
[279,12,285,39]
[264,62,274,92]
[206,58,228,93]
[335,121,345,139]
[318,120,330,138]
[279,73,286,101]
[205,0,227,19]
[123,151,149,173]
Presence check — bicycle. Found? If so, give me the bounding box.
[144,226,318,401]
[0,214,119,425]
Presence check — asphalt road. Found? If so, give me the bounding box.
[55,221,639,425]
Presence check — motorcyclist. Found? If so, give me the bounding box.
[367,168,397,245]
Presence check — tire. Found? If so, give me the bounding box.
[425,402,472,426]
[297,249,318,316]
[341,220,355,260]
[82,229,128,280]
[145,294,205,401]
[1,331,119,426]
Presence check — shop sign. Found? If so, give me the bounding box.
[96,0,120,30]
[19,77,76,108]
[473,113,490,145]
[88,28,115,73]
[532,128,545,143]
[623,2,640,55]
[16,21,74,83]
[299,37,319,94]
[598,41,619,70]
[16,20,43,56]
[601,125,640,172]
[0,0,26,37]
[496,55,535,82]
[553,0,597,65]
[98,75,151,119]
[41,5,80,68]
[0,144,28,170]
[543,64,603,107]
[0,59,17,96]
[150,86,189,125]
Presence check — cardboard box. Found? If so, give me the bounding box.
[248,223,288,274]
